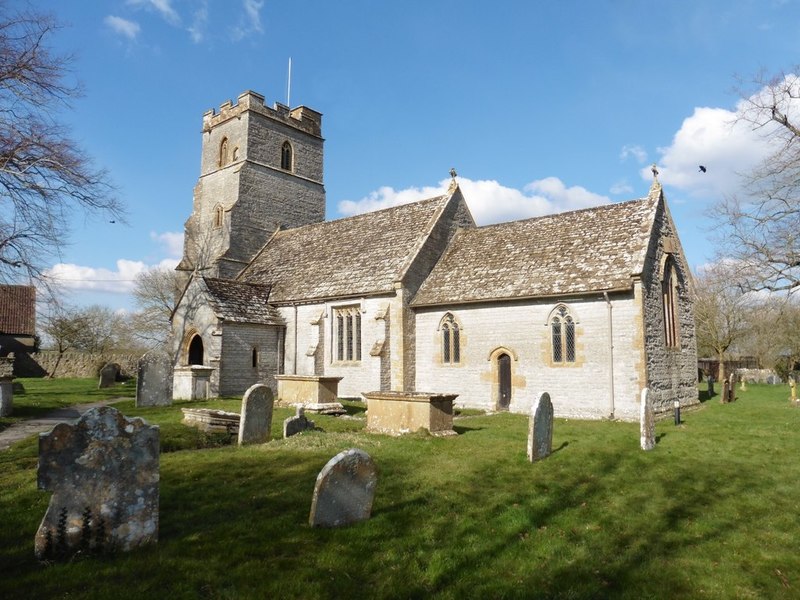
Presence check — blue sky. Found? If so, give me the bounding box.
[28,0,800,310]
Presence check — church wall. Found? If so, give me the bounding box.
[640,200,698,414]
[277,295,395,399]
[218,323,282,397]
[414,293,646,421]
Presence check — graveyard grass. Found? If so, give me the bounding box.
[1,381,798,599]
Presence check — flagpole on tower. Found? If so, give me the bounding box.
[287,57,292,107]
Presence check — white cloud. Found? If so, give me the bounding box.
[231,0,264,40]
[610,179,634,195]
[150,231,184,258]
[188,2,209,43]
[127,0,181,25]
[338,177,610,225]
[620,144,648,164]
[104,15,141,40]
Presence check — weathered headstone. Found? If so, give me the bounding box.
[0,356,13,416]
[309,448,377,527]
[527,392,553,462]
[136,351,173,407]
[728,373,736,402]
[640,388,655,451]
[740,377,747,392]
[790,377,798,404]
[284,406,315,438]
[238,383,274,446]
[707,375,715,396]
[35,406,159,560]
[721,379,730,404]
[98,363,120,389]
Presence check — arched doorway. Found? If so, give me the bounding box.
[497,353,511,410]
[188,334,204,365]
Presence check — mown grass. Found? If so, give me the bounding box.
[0,381,798,599]
[0,377,136,433]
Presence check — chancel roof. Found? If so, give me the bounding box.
[203,278,283,325]
[411,191,661,307]
[238,194,452,303]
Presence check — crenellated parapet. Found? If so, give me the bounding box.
[202,90,322,138]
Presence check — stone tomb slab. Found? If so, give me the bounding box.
[182,408,240,434]
[35,406,159,560]
[135,351,172,408]
[238,384,274,446]
[275,375,343,405]
[309,448,377,528]
[527,392,554,462]
[640,387,655,451]
[363,391,457,436]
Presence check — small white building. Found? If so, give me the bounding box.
[171,91,697,420]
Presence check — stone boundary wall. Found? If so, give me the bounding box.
[735,368,779,384]
[14,351,143,378]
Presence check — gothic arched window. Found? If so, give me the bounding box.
[551,305,576,363]
[334,305,361,362]
[663,256,680,348]
[213,204,224,228]
[281,141,293,171]
[441,313,461,364]
[219,137,229,167]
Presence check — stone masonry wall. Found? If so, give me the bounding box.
[218,322,282,397]
[414,293,645,421]
[23,351,142,378]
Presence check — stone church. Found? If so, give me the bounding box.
[171,90,697,421]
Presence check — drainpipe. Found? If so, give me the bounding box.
[603,292,615,419]
[293,304,298,375]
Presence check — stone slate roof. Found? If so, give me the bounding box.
[412,193,660,307]
[203,278,284,325]
[238,194,452,303]
[0,285,35,335]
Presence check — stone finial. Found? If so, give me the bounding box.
[651,163,659,180]
[448,167,458,191]
[35,406,159,560]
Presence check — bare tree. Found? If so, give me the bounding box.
[131,267,184,348]
[0,6,124,282]
[693,263,751,383]
[40,302,92,377]
[713,69,800,293]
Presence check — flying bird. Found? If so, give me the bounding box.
[109,220,116,223]
[699,165,707,173]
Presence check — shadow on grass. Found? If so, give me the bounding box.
[453,425,485,434]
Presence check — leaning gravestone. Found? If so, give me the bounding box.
[309,448,377,527]
[238,384,274,446]
[35,406,159,560]
[527,392,553,462]
[640,388,655,451]
[284,406,315,438]
[97,363,120,389]
[136,351,172,407]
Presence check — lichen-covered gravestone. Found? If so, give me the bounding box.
[527,392,553,462]
[0,356,13,417]
[640,387,655,451]
[97,363,120,389]
[135,351,172,408]
[283,406,315,438]
[309,448,377,527]
[35,406,159,560]
[238,383,274,446]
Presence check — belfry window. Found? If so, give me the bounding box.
[219,137,229,167]
[663,257,680,348]
[334,305,361,362]
[551,305,576,363]
[441,313,461,364]
[281,141,293,171]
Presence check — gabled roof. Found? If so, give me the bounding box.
[411,189,661,307]
[203,278,283,325]
[0,285,35,336]
[237,192,455,303]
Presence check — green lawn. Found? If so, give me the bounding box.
[0,381,798,599]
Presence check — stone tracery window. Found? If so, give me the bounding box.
[441,313,461,364]
[334,305,361,362]
[551,305,576,363]
[663,256,680,348]
[281,141,293,171]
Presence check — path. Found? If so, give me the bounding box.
[0,398,127,451]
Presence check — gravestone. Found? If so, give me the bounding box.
[0,357,13,417]
[35,406,159,560]
[527,392,553,462]
[309,448,377,527]
[98,363,120,389]
[721,379,730,404]
[707,375,715,396]
[238,383,274,446]
[790,377,798,404]
[640,388,655,451]
[728,374,736,402]
[136,351,172,407]
[284,406,315,438]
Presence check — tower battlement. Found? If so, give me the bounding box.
[202,90,322,138]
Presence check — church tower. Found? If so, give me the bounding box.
[176,90,325,281]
